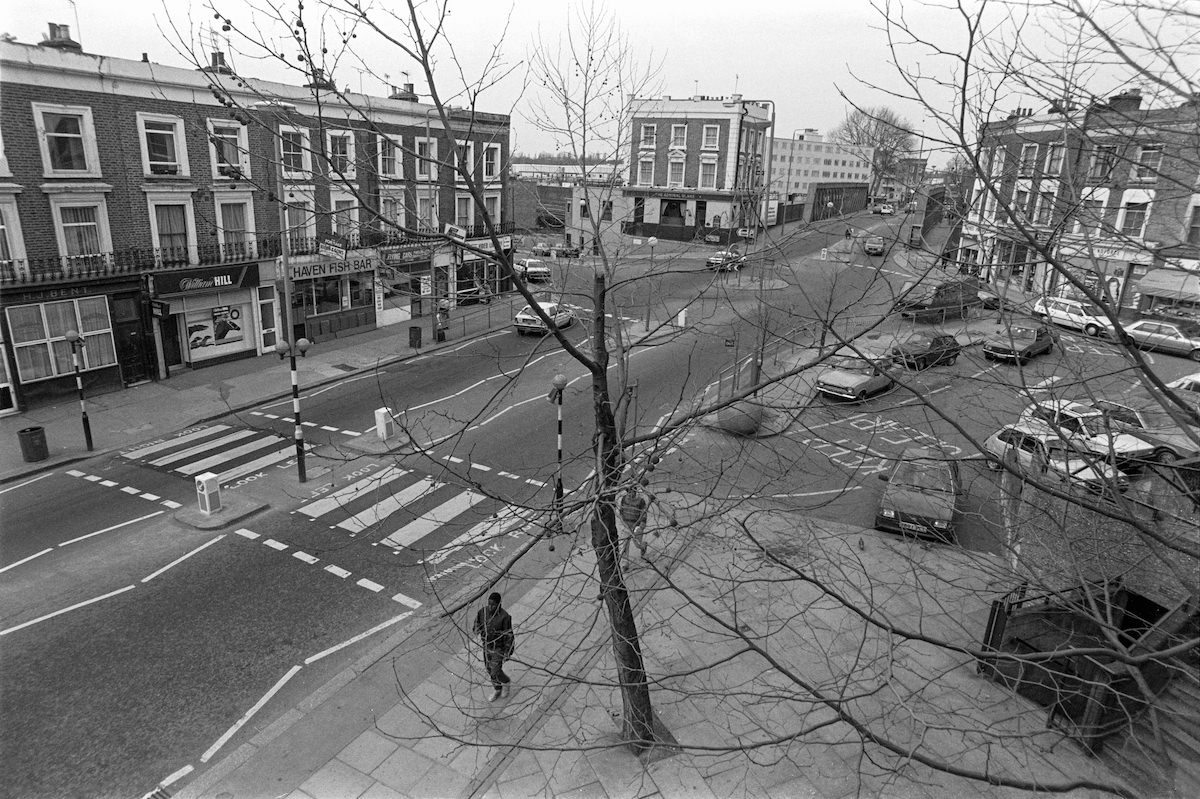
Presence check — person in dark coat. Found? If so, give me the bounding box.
[473,592,514,701]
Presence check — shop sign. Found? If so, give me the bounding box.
[468,235,513,253]
[291,257,376,280]
[2,284,100,305]
[155,265,260,295]
[319,239,349,260]
[419,276,433,296]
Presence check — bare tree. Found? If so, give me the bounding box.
[832,106,916,197]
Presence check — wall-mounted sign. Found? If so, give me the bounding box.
[291,257,376,280]
[154,265,260,295]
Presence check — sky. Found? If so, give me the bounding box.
[6,0,1167,167]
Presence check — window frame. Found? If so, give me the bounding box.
[702,125,720,150]
[637,158,654,187]
[208,119,251,180]
[213,188,257,262]
[325,130,356,180]
[1089,144,1117,181]
[1118,200,1149,238]
[1186,203,1200,246]
[0,194,27,275]
[416,189,439,230]
[329,189,359,244]
[482,143,501,181]
[136,112,190,177]
[377,189,407,241]
[146,188,198,265]
[670,124,687,149]
[484,194,500,223]
[455,140,475,182]
[640,124,657,149]
[415,137,438,181]
[6,297,117,383]
[376,133,403,180]
[32,103,103,178]
[667,158,685,188]
[1044,143,1065,175]
[281,187,317,250]
[279,125,312,179]
[47,190,113,268]
[1133,144,1163,181]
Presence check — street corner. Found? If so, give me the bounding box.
[174,491,269,530]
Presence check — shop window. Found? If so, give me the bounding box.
[33,103,102,178]
[138,113,189,176]
[209,120,250,179]
[347,272,374,308]
[6,297,116,382]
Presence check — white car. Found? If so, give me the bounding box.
[983,423,1130,495]
[513,258,551,282]
[513,302,575,336]
[878,204,895,215]
[706,250,744,271]
[1082,397,1200,462]
[735,227,757,240]
[1018,399,1158,467]
[1166,373,1200,414]
[1031,296,1115,338]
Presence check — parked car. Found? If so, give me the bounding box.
[1166,373,1200,414]
[815,348,896,402]
[863,236,886,256]
[1118,319,1200,361]
[1032,296,1115,338]
[529,242,552,256]
[982,325,1057,363]
[706,250,745,271]
[977,288,1024,312]
[550,243,582,259]
[704,232,722,244]
[1018,399,1158,468]
[874,446,962,541]
[513,258,552,282]
[736,227,757,240]
[983,422,1131,495]
[890,333,961,370]
[1081,397,1200,463]
[878,204,895,215]
[894,279,981,321]
[513,302,575,336]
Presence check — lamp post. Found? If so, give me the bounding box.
[645,237,657,329]
[547,374,568,544]
[276,337,312,482]
[63,330,93,451]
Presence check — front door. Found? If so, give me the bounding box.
[632,197,645,225]
[115,320,151,385]
[162,313,183,370]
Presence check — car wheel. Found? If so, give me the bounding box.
[1084,323,1101,337]
[855,390,867,402]
[1036,313,1050,323]
[1190,349,1200,363]
[947,354,958,365]
[1156,448,1178,465]
[915,356,928,370]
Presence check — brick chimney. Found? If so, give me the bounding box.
[304,68,336,91]
[389,82,418,101]
[200,51,233,76]
[1106,88,1143,113]
[39,23,81,52]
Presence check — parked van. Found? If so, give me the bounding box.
[894,279,981,321]
[1031,296,1115,338]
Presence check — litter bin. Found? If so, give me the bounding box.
[18,426,49,463]
[435,325,447,343]
[409,325,422,349]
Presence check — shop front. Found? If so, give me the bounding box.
[620,188,732,242]
[1053,240,1150,309]
[288,251,378,341]
[455,234,513,306]
[150,263,272,375]
[1135,268,1200,321]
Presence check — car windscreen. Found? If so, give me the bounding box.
[891,459,954,492]
[1007,328,1037,340]
[826,356,874,373]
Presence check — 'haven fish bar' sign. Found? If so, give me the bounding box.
[291,257,376,280]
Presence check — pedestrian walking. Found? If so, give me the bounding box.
[473,592,515,702]
[844,227,852,240]
[619,486,651,560]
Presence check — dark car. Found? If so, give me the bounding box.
[890,334,961,370]
[875,446,962,541]
[894,279,982,322]
[551,244,582,258]
[863,236,886,256]
[982,325,1057,363]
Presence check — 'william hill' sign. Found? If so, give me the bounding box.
[154,265,259,295]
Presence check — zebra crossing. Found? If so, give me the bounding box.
[121,424,295,486]
[292,465,531,558]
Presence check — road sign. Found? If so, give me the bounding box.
[724,338,735,348]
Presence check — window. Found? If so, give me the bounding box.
[483,144,500,180]
[671,124,687,148]
[455,195,473,227]
[601,200,612,222]
[637,158,654,186]
[153,203,191,263]
[33,103,101,177]
[1089,144,1117,180]
[378,194,405,240]
[1187,206,1200,245]
[1074,197,1106,235]
[417,192,438,229]
[455,141,474,180]
[332,197,357,242]
[668,159,684,187]
[484,194,500,222]
[640,124,656,148]
[7,297,116,382]
[1133,145,1162,180]
[377,135,402,179]
[1045,143,1064,175]
[0,199,25,274]
[217,197,254,260]
[282,190,316,252]
[138,113,189,176]
[578,199,590,219]
[1119,201,1149,237]
[1014,188,1030,218]
[416,138,437,180]
[209,120,249,179]
[702,125,719,149]
[280,126,311,178]
[1035,191,1055,225]
[50,193,112,268]
[326,131,355,179]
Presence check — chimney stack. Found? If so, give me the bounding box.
[388,82,418,101]
[304,68,336,91]
[39,23,81,52]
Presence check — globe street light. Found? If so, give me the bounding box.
[63,330,93,451]
[276,337,312,482]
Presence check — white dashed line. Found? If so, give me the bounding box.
[470,463,492,472]
[526,478,546,487]
[444,455,465,464]
[100,480,117,487]
[325,565,351,578]
[320,426,340,432]
[235,528,260,540]
[357,578,384,593]
[263,413,280,419]
[497,471,520,479]
[343,430,362,437]
[392,593,422,609]
[292,551,319,564]
[264,539,288,551]
[162,500,182,509]
[85,475,102,482]
[66,469,86,477]
[121,486,139,494]
[140,493,160,501]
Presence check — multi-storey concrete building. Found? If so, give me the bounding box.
[0,25,511,414]
[620,95,773,242]
[959,89,1200,313]
[770,130,873,203]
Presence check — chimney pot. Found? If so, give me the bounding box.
[142,52,149,62]
[40,22,81,52]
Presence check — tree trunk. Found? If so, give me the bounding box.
[589,271,657,752]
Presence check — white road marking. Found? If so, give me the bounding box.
[59,511,165,547]
[264,539,288,551]
[1030,375,1062,390]
[217,447,293,485]
[324,565,351,578]
[100,480,117,487]
[175,437,280,476]
[201,665,302,762]
[423,507,522,566]
[0,584,136,637]
[296,466,409,518]
[383,490,488,550]
[139,493,160,501]
[121,425,231,460]
[161,764,194,788]
[391,593,422,609]
[0,547,53,574]
[470,463,492,472]
[337,477,438,534]
[142,535,225,583]
[357,578,384,592]
[162,500,183,509]
[121,486,139,493]
[150,429,259,467]
[235,528,260,540]
[86,475,101,482]
[343,430,361,437]
[320,426,340,432]
[292,551,319,564]
[526,478,547,487]
[303,613,412,665]
[0,473,54,494]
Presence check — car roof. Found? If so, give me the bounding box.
[999,421,1069,442]
[1026,398,1098,416]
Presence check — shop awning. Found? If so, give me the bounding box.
[1137,269,1200,301]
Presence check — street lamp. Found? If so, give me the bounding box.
[547,374,568,546]
[645,237,658,329]
[276,337,312,482]
[63,330,93,451]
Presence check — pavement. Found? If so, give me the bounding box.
[5,230,1127,799]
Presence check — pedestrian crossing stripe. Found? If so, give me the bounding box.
[149,429,258,467]
[175,436,283,476]
[422,506,526,566]
[338,476,440,534]
[121,425,233,460]
[382,489,487,550]
[122,424,296,486]
[295,466,411,519]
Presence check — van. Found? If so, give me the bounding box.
[1031,296,1114,338]
[894,279,981,321]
